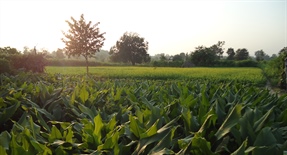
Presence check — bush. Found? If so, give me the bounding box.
[214,60,258,67]
[152,61,183,67]
[235,59,258,67]
[0,58,11,74]
[10,53,47,73]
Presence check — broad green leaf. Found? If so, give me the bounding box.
[129,115,145,138]
[48,125,62,142]
[63,127,73,143]
[102,131,120,150]
[78,103,95,120]
[231,139,247,155]
[29,116,41,138]
[239,108,256,143]
[80,84,89,103]
[149,126,178,154]
[93,114,104,145]
[198,92,210,124]
[190,134,216,155]
[0,146,7,155]
[181,107,192,131]
[150,148,175,155]
[30,136,52,154]
[106,115,117,132]
[70,89,76,105]
[133,116,180,155]
[0,131,11,150]
[0,97,5,108]
[140,119,159,139]
[254,127,277,146]
[253,106,274,132]
[215,104,242,140]
[0,101,20,124]
[198,114,217,135]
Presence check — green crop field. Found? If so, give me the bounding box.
[1,72,287,154]
[46,66,266,86]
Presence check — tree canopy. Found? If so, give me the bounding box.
[255,50,266,61]
[190,41,225,66]
[62,14,105,74]
[0,47,20,55]
[235,48,249,60]
[226,48,235,60]
[109,32,150,65]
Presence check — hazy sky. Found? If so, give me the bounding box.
[0,0,286,56]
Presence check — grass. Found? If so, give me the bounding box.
[45,66,266,86]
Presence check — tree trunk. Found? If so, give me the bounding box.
[85,57,89,75]
[132,61,135,66]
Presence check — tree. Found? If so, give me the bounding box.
[235,48,249,60]
[159,53,167,62]
[278,47,287,55]
[255,49,266,61]
[210,41,225,59]
[226,48,235,60]
[0,46,20,55]
[271,54,277,59]
[172,54,183,62]
[55,48,65,59]
[190,46,217,66]
[62,14,105,74]
[109,32,150,65]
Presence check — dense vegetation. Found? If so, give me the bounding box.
[46,67,266,86]
[0,73,287,154]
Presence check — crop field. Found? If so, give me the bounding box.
[0,72,287,155]
[46,66,266,86]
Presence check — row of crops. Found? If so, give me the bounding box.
[0,73,287,154]
[46,67,267,86]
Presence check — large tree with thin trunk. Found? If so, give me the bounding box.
[109,32,150,65]
[62,14,105,74]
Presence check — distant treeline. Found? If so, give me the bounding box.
[46,59,259,68]
[152,59,258,67]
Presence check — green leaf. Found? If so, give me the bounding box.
[215,104,242,140]
[129,115,145,138]
[140,119,159,139]
[0,101,20,124]
[0,97,5,109]
[254,127,277,146]
[190,134,216,155]
[93,114,104,145]
[0,146,7,155]
[253,106,274,132]
[133,116,180,155]
[149,126,178,154]
[80,84,89,103]
[231,139,247,155]
[150,148,175,155]
[0,131,11,150]
[102,131,120,150]
[49,125,62,142]
[106,115,117,133]
[78,103,95,120]
[70,89,76,105]
[198,92,210,124]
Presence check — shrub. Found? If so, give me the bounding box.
[152,61,183,67]
[0,58,11,74]
[214,60,258,67]
[10,53,47,73]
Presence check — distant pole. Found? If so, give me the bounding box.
[285,58,287,90]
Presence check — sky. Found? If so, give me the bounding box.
[0,0,286,56]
